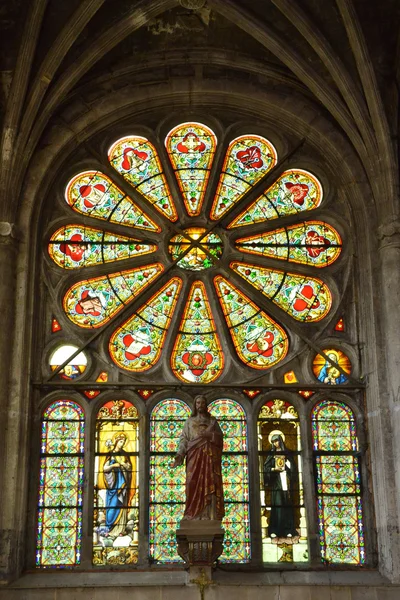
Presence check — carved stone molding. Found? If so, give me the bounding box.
[378,216,400,250]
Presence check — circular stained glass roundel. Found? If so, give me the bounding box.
[169,228,223,271]
[53,121,344,384]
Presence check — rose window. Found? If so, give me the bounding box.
[48,122,343,384]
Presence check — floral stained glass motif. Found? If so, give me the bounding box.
[258,399,308,563]
[108,136,178,222]
[312,400,365,564]
[229,169,323,228]
[169,227,223,271]
[149,399,191,563]
[36,400,84,567]
[235,221,342,268]
[210,135,277,220]
[208,399,250,563]
[109,278,182,371]
[231,262,332,322]
[63,263,163,328]
[214,276,289,369]
[93,400,139,566]
[65,171,160,232]
[48,225,156,269]
[313,349,352,385]
[172,281,224,383]
[165,122,217,216]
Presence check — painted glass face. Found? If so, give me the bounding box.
[49,122,344,383]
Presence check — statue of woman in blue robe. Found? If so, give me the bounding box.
[103,433,132,538]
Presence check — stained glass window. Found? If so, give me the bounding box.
[49,345,87,379]
[210,135,277,220]
[149,399,191,563]
[258,399,307,563]
[208,399,250,563]
[93,400,139,565]
[172,281,224,383]
[36,400,84,567]
[108,136,178,221]
[229,169,323,228]
[165,122,217,216]
[313,349,352,384]
[311,400,365,564]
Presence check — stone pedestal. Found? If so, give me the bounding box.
[176,519,224,566]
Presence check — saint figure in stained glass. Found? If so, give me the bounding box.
[263,434,299,540]
[173,395,224,521]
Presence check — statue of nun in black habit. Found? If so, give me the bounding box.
[263,433,299,539]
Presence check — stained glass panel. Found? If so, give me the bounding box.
[93,400,139,565]
[108,136,178,221]
[165,122,217,216]
[210,135,277,220]
[65,171,160,232]
[168,227,223,271]
[36,400,84,567]
[208,399,250,563]
[231,262,332,322]
[48,225,156,269]
[109,277,182,371]
[172,281,224,383]
[229,169,322,228]
[312,400,364,564]
[235,221,342,268]
[49,345,87,379]
[149,399,191,563]
[258,399,308,563]
[214,276,288,369]
[63,263,163,328]
[313,349,352,385]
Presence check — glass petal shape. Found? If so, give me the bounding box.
[210,135,277,220]
[235,221,342,267]
[48,225,156,269]
[231,262,332,322]
[109,277,182,371]
[65,171,161,232]
[165,122,217,217]
[172,281,224,383]
[229,169,323,228]
[108,136,178,222]
[63,263,163,329]
[214,276,288,369]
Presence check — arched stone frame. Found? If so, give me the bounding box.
[3,60,394,585]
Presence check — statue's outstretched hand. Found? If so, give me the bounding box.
[172,455,184,468]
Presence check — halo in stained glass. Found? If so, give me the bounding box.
[49,345,87,379]
[48,225,157,269]
[165,122,217,216]
[63,263,163,329]
[229,169,323,228]
[214,276,289,369]
[109,277,182,371]
[231,262,332,322]
[168,227,223,271]
[235,221,342,268]
[313,348,352,384]
[172,281,224,383]
[108,136,178,222]
[210,135,278,220]
[65,171,160,232]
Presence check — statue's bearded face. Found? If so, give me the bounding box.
[195,396,207,414]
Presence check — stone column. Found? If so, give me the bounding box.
[0,222,21,582]
[376,217,400,582]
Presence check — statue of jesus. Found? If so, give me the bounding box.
[173,395,225,521]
